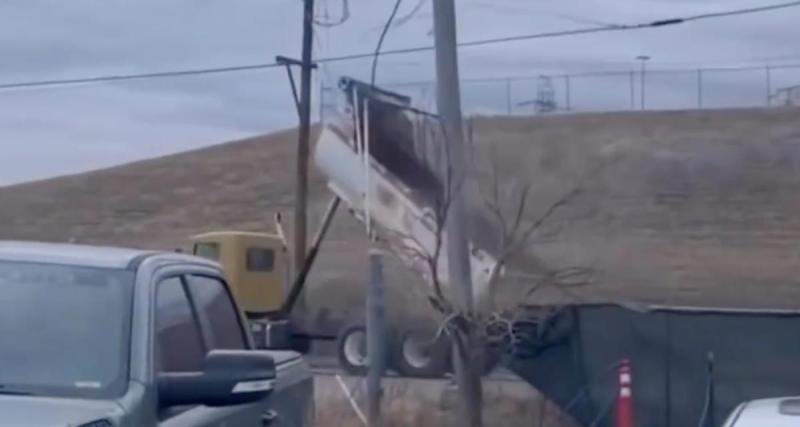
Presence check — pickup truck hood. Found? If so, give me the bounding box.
[0,394,122,427]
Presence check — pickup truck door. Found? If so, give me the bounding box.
[155,275,265,427]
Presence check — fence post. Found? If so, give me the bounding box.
[505,78,512,114]
[697,69,703,109]
[565,75,572,112]
[765,66,772,107]
[366,249,386,427]
[319,84,326,122]
[629,70,635,110]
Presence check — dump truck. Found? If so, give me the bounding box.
[189,76,501,378]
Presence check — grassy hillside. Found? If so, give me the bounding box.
[2,107,800,311]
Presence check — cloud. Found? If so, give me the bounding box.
[0,0,798,185]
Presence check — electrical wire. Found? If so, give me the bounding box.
[392,0,426,28]
[684,0,800,22]
[370,0,403,85]
[304,0,800,63]
[0,63,282,91]
[0,0,798,92]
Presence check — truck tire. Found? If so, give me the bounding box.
[394,328,451,378]
[337,323,369,375]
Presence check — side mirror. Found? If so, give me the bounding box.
[158,350,276,408]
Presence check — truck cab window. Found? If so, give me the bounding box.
[246,247,274,272]
[186,275,246,350]
[155,277,205,373]
[193,242,220,261]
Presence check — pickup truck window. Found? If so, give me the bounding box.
[155,277,205,372]
[0,261,132,398]
[186,275,246,350]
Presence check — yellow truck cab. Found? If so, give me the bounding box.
[191,231,288,316]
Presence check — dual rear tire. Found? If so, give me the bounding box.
[394,329,451,378]
[336,323,370,376]
[336,323,452,378]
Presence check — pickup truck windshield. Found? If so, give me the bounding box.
[0,261,133,398]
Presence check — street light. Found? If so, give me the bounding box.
[636,55,650,110]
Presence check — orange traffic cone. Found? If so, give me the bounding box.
[616,359,635,427]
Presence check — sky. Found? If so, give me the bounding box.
[0,0,798,185]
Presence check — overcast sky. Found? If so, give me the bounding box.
[0,0,798,185]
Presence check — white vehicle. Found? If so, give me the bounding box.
[723,396,800,426]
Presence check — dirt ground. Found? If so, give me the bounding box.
[314,374,579,427]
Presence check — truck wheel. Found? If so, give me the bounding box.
[394,329,450,378]
[337,324,368,375]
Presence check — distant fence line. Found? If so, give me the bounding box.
[319,62,800,119]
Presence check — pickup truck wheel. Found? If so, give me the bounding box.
[394,329,450,378]
[337,324,368,375]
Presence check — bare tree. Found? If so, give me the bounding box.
[373,117,601,427]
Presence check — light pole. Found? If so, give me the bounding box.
[636,55,650,110]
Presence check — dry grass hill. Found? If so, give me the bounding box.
[2,107,800,315]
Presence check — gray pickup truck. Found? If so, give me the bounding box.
[0,241,314,427]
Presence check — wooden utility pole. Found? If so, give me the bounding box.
[431,1,482,427]
[433,0,473,315]
[294,0,315,294]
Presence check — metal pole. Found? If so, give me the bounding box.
[640,61,646,110]
[366,249,386,427]
[319,84,325,122]
[766,66,772,107]
[432,0,473,313]
[697,69,703,109]
[629,70,635,110]
[505,79,512,114]
[565,75,571,111]
[636,55,650,111]
[294,0,314,304]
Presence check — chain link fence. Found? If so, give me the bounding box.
[320,63,800,120]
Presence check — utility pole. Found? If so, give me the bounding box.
[433,0,473,315]
[432,2,482,427]
[294,0,315,298]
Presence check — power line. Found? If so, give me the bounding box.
[371,0,404,85]
[0,63,282,91]
[391,0,426,28]
[321,0,800,61]
[0,0,798,92]
[684,0,800,22]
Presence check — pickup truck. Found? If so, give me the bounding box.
[0,241,313,427]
